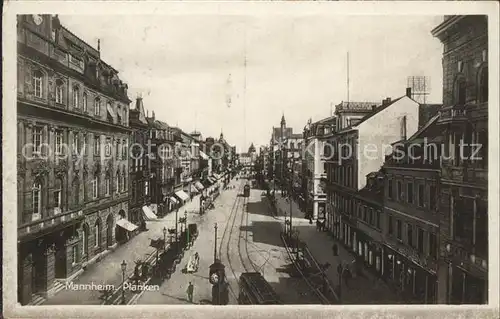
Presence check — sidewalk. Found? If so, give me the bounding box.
[44,195,202,305]
[275,194,404,304]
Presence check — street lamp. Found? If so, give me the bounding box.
[163,227,167,252]
[120,260,127,304]
[214,223,218,263]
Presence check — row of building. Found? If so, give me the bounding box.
[16,14,238,305]
[259,15,488,304]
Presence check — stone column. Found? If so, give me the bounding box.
[44,245,56,297]
[20,253,33,305]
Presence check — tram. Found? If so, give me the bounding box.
[243,184,250,197]
[238,272,282,305]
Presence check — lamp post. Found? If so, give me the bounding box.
[214,223,218,263]
[120,260,127,304]
[163,227,167,252]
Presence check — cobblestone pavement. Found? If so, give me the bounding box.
[44,193,203,305]
[275,194,405,304]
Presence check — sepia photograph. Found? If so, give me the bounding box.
[2,1,499,318]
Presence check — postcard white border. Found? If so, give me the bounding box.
[2,1,499,318]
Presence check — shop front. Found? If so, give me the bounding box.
[383,244,437,303]
[353,229,384,277]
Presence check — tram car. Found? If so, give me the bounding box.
[243,184,251,197]
[238,272,282,305]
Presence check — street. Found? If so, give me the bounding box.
[136,178,322,305]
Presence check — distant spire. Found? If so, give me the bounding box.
[280,113,286,126]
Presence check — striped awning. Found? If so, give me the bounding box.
[195,181,205,191]
[175,190,190,202]
[142,205,157,220]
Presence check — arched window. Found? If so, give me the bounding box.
[82,224,89,257]
[95,219,101,248]
[478,66,488,103]
[73,86,79,108]
[454,77,467,105]
[92,173,99,198]
[32,180,42,219]
[106,102,113,123]
[94,97,101,116]
[32,70,43,98]
[105,173,111,196]
[54,177,62,209]
[55,79,64,104]
[83,92,88,112]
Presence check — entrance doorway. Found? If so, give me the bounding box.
[54,243,67,278]
[106,214,114,248]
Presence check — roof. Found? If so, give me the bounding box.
[419,104,441,128]
[335,101,379,112]
[336,96,406,134]
[356,171,384,204]
[146,118,169,130]
[406,113,440,142]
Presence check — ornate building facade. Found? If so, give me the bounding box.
[17,15,131,304]
[432,15,488,304]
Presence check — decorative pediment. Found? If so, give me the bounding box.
[31,159,51,177]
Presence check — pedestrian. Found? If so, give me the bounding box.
[187,281,194,303]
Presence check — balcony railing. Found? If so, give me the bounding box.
[438,105,468,123]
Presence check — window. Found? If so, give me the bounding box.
[32,70,43,98]
[115,172,120,193]
[121,173,125,192]
[73,86,79,108]
[94,98,101,115]
[73,177,80,205]
[144,180,149,196]
[95,221,101,247]
[32,181,42,218]
[418,184,425,207]
[396,220,402,240]
[106,102,113,123]
[55,79,64,104]
[369,209,374,225]
[407,182,414,204]
[455,77,466,105]
[388,180,393,199]
[116,140,120,159]
[55,130,63,155]
[105,174,110,195]
[478,66,488,103]
[131,181,136,200]
[73,132,81,154]
[94,135,100,156]
[376,210,381,229]
[54,178,62,208]
[429,185,437,210]
[477,130,488,169]
[33,126,43,155]
[92,175,98,198]
[122,139,127,158]
[475,199,488,258]
[453,196,474,244]
[407,223,413,247]
[429,232,437,258]
[105,138,112,156]
[82,92,88,112]
[72,245,78,265]
[397,181,403,201]
[417,227,424,254]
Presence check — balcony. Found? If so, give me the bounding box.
[19,209,85,242]
[441,159,488,186]
[437,105,468,124]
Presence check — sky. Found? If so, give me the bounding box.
[59,15,444,152]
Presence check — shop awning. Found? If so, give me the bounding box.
[116,218,138,232]
[142,205,158,221]
[199,151,210,160]
[170,196,179,204]
[190,184,199,194]
[195,181,205,191]
[175,190,190,202]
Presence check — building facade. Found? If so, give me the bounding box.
[432,15,489,304]
[17,15,131,304]
[325,94,420,266]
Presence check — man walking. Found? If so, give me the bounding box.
[187,282,194,303]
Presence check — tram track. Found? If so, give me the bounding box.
[217,179,245,301]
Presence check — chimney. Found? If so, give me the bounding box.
[406,87,412,98]
[152,111,155,120]
[371,105,377,111]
